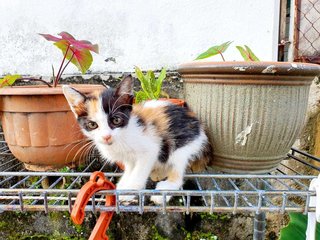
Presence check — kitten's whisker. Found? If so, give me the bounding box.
[85,144,96,165]
[116,112,130,120]
[81,142,95,162]
[110,92,132,114]
[65,139,92,163]
[111,103,132,115]
[63,138,90,151]
[71,141,94,166]
[107,92,111,116]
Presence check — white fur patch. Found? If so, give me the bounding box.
[143,99,171,108]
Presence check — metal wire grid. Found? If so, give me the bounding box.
[294,0,320,63]
[0,134,318,215]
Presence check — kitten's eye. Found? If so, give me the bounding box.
[111,116,122,126]
[87,121,98,130]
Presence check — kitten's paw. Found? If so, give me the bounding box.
[150,195,172,205]
[119,195,138,205]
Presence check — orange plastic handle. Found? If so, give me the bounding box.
[71,171,116,240]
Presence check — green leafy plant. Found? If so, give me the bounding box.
[279,213,320,240]
[0,32,99,88]
[195,41,259,62]
[134,66,167,103]
[0,74,22,88]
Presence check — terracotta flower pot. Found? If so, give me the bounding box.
[178,61,320,174]
[159,98,185,107]
[0,84,105,171]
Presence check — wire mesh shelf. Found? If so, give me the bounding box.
[0,134,319,215]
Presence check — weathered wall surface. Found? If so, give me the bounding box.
[0,0,280,75]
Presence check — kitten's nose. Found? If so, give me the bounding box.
[102,135,112,144]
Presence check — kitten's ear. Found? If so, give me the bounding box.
[62,85,86,117]
[115,74,134,97]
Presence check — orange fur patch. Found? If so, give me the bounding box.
[85,91,102,118]
[167,168,180,182]
[87,98,99,117]
[150,166,169,181]
[133,105,169,133]
[73,103,87,116]
[187,110,196,118]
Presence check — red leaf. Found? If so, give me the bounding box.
[39,33,62,42]
[39,31,99,54]
[58,32,75,41]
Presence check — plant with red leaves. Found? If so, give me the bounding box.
[40,32,99,87]
[0,32,99,88]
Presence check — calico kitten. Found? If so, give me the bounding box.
[63,75,211,204]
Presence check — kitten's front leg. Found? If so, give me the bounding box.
[116,162,133,190]
[117,156,155,204]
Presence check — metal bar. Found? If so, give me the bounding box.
[244,179,276,208]
[253,212,266,240]
[288,154,320,171]
[0,188,316,196]
[275,168,309,190]
[253,181,266,240]
[0,204,314,213]
[51,157,101,206]
[10,176,31,189]
[0,158,16,168]
[279,163,302,175]
[211,178,231,207]
[291,148,320,162]
[228,178,253,207]
[293,0,301,61]
[194,177,208,206]
[0,172,316,179]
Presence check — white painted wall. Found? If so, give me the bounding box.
[0,0,280,75]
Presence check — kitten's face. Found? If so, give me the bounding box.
[63,75,134,146]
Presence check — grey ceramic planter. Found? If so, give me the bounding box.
[178,61,320,173]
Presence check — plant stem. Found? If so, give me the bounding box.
[220,53,226,61]
[16,78,52,87]
[55,51,75,87]
[54,44,70,87]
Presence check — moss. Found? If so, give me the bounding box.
[9,235,85,240]
[182,227,218,240]
[0,220,8,229]
[151,226,169,240]
[199,212,230,222]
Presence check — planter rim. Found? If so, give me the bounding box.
[0,84,106,96]
[177,61,320,76]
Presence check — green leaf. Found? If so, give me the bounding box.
[236,45,260,61]
[279,213,320,240]
[135,67,154,99]
[154,68,166,98]
[145,71,155,99]
[149,70,157,94]
[0,74,21,88]
[245,45,260,61]
[134,91,149,103]
[54,40,93,74]
[134,67,167,101]
[195,41,232,60]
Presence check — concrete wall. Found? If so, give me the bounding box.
[0,0,280,75]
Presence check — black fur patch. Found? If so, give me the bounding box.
[77,116,92,131]
[101,88,134,129]
[158,138,170,163]
[164,105,200,149]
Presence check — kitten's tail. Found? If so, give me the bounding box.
[189,141,213,172]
